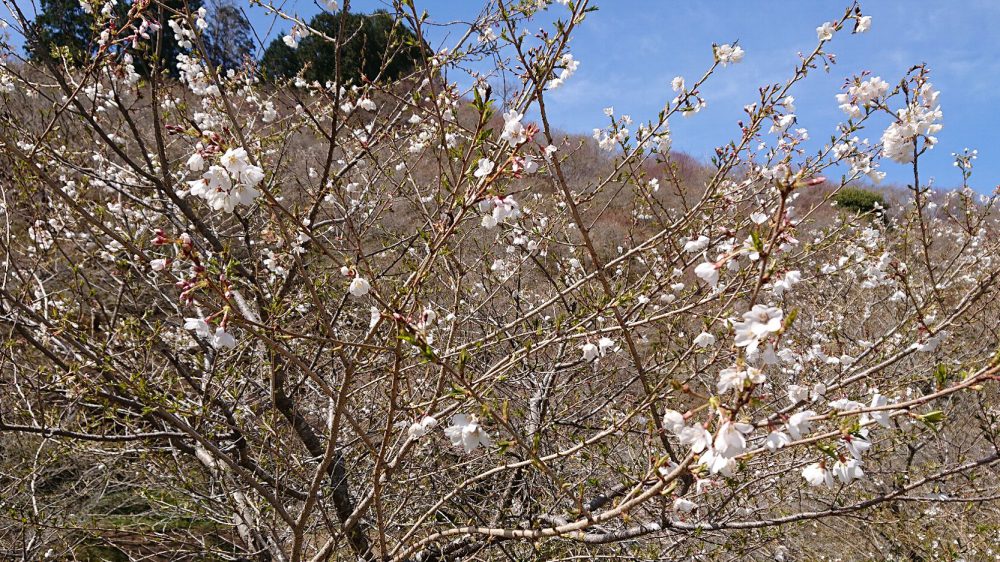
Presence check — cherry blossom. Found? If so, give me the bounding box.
[881,82,943,163]
[349,276,371,297]
[283,22,310,49]
[715,43,745,66]
[211,327,236,350]
[693,331,716,348]
[772,270,802,296]
[678,425,712,453]
[698,449,736,476]
[844,434,871,460]
[733,305,783,352]
[581,337,614,361]
[473,158,495,178]
[684,235,710,253]
[186,152,205,172]
[407,416,438,440]
[546,53,579,89]
[765,431,792,451]
[500,111,528,145]
[832,459,864,483]
[816,21,836,41]
[717,365,764,394]
[785,410,815,440]
[802,463,834,488]
[444,414,492,453]
[712,420,752,457]
[4,2,996,557]
[694,261,719,287]
[862,391,892,427]
[673,497,698,513]
[184,317,212,338]
[663,409,686,434]
[855,15,872,33]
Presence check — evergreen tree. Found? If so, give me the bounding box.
[260,10,426,84]
[260,39,300,81]
[204,0,255,70]
[27,0,94,65]
[134,0,205,76]
[29,0,205,77]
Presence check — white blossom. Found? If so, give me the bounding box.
[765,431,792,451]
[694,261,719,287]
[444,414,491,453]
[546,53,579,89]
[211,327,236,349]
[349,276,371,297]
[713,420,752,457]
[693,332,715,348]
[673,497,698,513]
[678,425,711,453]
[733,305,783,352]
[684,235,710,253]
[699,448,736,476]
[717,365,764,394]
[772,270,801,296]
[816,21,836,41]
[881,82,943,163]
[407,416,438,439]
[844,435,871,460]
[500,111,528,145]
[833,459,865,483]
[863,392,891,428]
[715,44,744,66]
[855,15,872,33]
[474,158,495,178]
[828,398,864,411]
[184,317,212,338]
[663,409,686,434]
[802,462,834,487]
[186,152,205,172]
[785,410,815,440]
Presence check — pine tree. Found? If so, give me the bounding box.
[135,0,206,76]
[260,10,427,84]
[204,0,255,71]
[29,0,205,77]
[27,0,94,65]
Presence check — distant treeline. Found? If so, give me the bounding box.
[25,0,426,82]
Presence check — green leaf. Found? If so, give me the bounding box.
[916,410,946,432]
[933,364,948,389]
[783,308,798,331]
[816,442,839,460]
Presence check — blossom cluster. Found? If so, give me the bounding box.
[186,147,265,212]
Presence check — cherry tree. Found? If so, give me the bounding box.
[1,0,999,560]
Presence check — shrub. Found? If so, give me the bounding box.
[834,186,887,214]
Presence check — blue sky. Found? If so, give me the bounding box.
[5,1,998,192]
[530,1,999,193]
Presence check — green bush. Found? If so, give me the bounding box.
[833,187,887,215]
